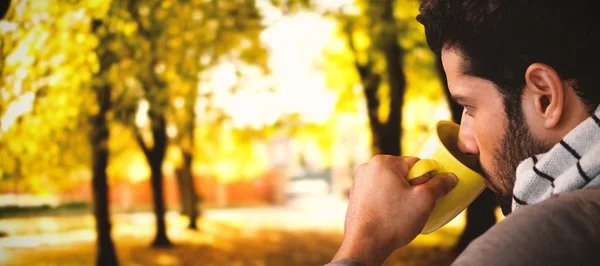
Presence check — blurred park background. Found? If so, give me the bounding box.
[0,0,504,265]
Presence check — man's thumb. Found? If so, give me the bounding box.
[421,173,458,199]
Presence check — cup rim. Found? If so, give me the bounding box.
[434,120,483,177]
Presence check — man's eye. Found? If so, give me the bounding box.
[463,106,474,116]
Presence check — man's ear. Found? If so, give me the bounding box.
[524,63,565,129]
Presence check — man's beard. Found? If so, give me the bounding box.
[483,106,552,215]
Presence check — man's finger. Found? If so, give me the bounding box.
[419,173,458,200]
[408,173,433,186]
[404,156,419,168]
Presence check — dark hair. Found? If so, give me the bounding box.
[417,0,600,114]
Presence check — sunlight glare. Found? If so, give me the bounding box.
[198,12,339,129]
[208,62,237,93]
[166,123,178,138]
[135,99,149,127]
[255,0,283,26]
[156,254,180,266]
[314,0,357,14]
[0,21,18,34]
[173,97,185,109]
[125,155,151,183]
[1,92,35,133]
[0,248,8,264]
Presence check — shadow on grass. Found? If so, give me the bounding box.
[4,226,456,266]
[1,208,462,266]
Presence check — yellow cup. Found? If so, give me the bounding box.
[407,120,486,234]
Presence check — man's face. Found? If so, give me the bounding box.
[441,49,551,211]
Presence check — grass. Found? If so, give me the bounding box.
[0,202,91,219]
[2,226,457,266]
[0,205,462,266]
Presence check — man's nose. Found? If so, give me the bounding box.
[457,110,480,155]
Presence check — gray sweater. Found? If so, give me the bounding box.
[326,185,600,266]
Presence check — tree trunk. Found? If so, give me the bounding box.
[149,161,171,247]
[91,84,119,266]
[435,55,498,253]
[149,114,172,247]
[174,151,199,230]
[173,93,201,229]
[357,0,406,156]
[379,1,405,156]
[136,112,173,248]
[181,151,199,230]
[362,73,383,154]
[175,167,191,218]
[0,0,9,21]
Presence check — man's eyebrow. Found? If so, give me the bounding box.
[451,94,473,104]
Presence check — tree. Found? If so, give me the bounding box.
[88,1,125,263]
[89,34,119,265]
[171,74,201,229]
[167,0,267,214]
[0,0,97,194]
[115,0,176,247]
[1,0,120,264]
[118,0,267,242]
[341,0,406,156]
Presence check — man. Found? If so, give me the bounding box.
[327,0,600,265]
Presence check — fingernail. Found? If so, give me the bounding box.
[446,173,458,186]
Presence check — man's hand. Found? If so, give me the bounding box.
[332,155,458,266]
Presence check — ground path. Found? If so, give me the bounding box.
[0,195,463,266]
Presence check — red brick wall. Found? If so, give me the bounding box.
[59,169,286,209]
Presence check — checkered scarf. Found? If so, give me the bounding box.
[512,105,600,211]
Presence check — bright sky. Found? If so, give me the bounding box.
[202,2,354,129]
[1,1,355,134]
